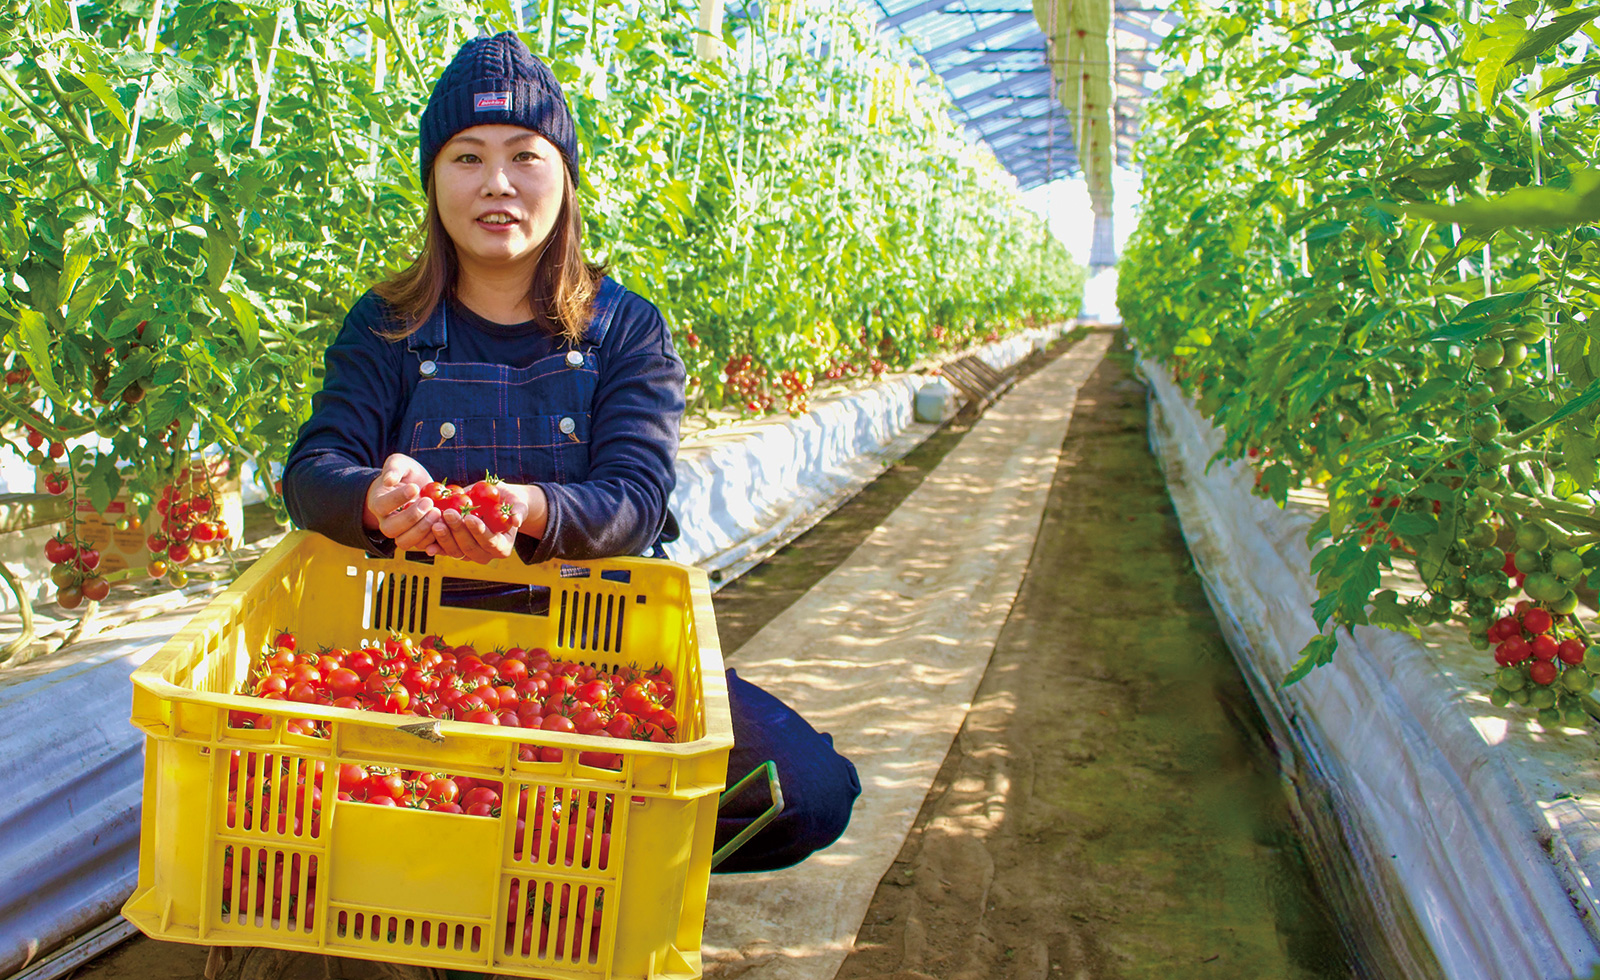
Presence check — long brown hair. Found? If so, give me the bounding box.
[373,164,607,345]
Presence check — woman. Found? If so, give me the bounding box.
[284,31,859,874]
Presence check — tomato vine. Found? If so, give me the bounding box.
[0,0,1080,598]
[1122,0,1600,727]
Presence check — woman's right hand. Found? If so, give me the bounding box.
[363,453,442,552]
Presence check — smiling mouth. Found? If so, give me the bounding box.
[478,214,518,225]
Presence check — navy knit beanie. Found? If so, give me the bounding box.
[418,31,580,188]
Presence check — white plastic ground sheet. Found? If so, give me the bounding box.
[667,324,1069,580]
[1141,358,1600,980]
[700,332,1114,980]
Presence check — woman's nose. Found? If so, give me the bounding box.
[482,166,515,195]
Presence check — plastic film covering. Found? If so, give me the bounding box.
[666,324,1068,575]
[1142,357,1600,980]
[0,632,166,976]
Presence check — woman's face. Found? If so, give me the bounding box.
[432,124,565,271]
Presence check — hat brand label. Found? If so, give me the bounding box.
[474,91,513,112]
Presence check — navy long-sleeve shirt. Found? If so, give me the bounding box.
[283,285,685,564]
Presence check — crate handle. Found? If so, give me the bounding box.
[397,719,445,743]
[710,760,784,870]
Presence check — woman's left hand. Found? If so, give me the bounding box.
[429,488,531,563]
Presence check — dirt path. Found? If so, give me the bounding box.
[830,340,1357,980]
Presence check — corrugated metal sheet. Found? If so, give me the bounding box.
[0,617,183,976]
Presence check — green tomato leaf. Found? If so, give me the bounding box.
[1532,58,1600,99]
[1284,631,1339,686]
[1368,589,1420,635]
[13,308,70,406]
[205,228,235,290]
[1509,6,1600,64]
[226,292,260,354]
[71,70,131,134]
[85,452,123,516]
[58,248,91,304]
[1405,169,1600,230]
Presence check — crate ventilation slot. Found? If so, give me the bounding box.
[223,751,327,841]
[335,910,482,952]
[219,843,319,933]
[364,571,428,634]
[558,590,624,653]
[502,877,605,965]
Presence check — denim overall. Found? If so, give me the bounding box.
[395,277,859,875]
[398,278,624,492]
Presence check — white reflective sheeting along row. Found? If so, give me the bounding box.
[1141,356,1600,980]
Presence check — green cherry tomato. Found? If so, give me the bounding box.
[1499,340,1528,368]
[1552,590,1581,615]
[1531,686,1559,709]
[1473,339,1505,369]
[1497,666,1527,691]
[1525,571,1566,603]
[1490,687,1512,707]
[1516,523,1551,551]
[1561,668,1595,695]
[1538,706,1563,727]
[1551,550,1584,581]
[1487,366,1514,392]
[1471,413,1503,442]
[1466,382,1495,407]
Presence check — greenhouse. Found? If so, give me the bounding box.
[3,0,1600,979]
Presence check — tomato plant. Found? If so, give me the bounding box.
[0,0,1081,617]
[1122,0,1600,728]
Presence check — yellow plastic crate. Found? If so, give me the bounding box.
[123,530,733,980]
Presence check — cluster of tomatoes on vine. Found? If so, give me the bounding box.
[422,477,516,533]
[18,422,70,494]
[145,478,230,589]
[45,533,106,609]
[820,356,861,382]
[722,354,775,414]
[1485,601,1593,728]
[231,632,679,769]
[777,369,812,416]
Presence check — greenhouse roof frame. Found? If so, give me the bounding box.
[866,0,1177,264]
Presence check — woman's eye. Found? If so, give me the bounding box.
[455,153,480,164]
[515,151,537,162]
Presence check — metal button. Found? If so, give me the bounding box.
[565,350,584,368]
[558,417,576,435]
[439,421,456,439]
[419,359,437,377]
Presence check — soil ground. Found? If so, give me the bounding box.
[829,339,1357,980]
[63,333,1357,980]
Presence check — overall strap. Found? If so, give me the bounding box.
[583,277,625,350]
[405,299,450,355]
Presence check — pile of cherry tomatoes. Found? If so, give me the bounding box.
[231,632,680,770]
[420,477,516,534]
[220,630,659,958]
